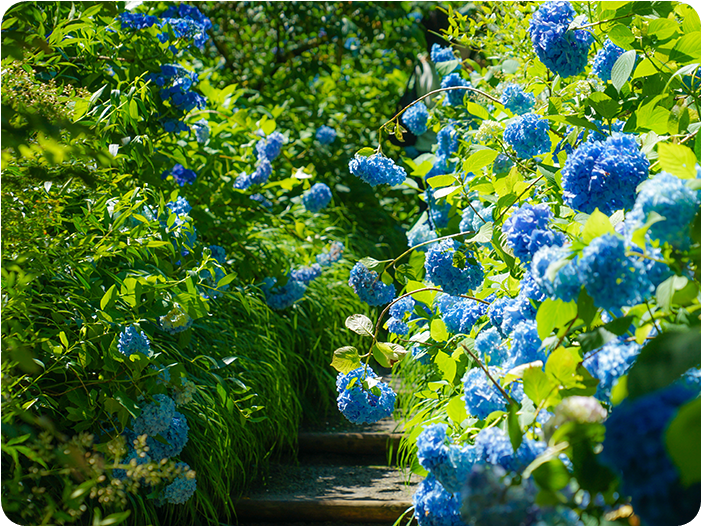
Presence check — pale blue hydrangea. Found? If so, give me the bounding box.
[459,201,494,234]
[528,1,593,78]
[336,366,396,424]
[159,463,197,505]
[255,131,284,161]
[413,475,462,526]
[146,411,189,460]
[249,158,273,186]
[473,427,547,472]
[426,189,452,229]
[390,297,415,319]
[626,172,701,250]
[503,113,550,159]
[678,367,701,392]
[348,262,395,306]
[475,327,506,365]
[208,245,226,265]
[316,125,336,145]
[437,122,459,159]
[302,182,332,212]
[417,423,449,471]
[192,118,209,144]
[407,220,438,251]
[430,43,456,63]
[561,133,649,215]
[249,193,272,209]
[592,38,626,82]
[500,83,536,115]
[434,444,478,494]
[441,73,471,106]
[503,203,566,263]
[132,394,176,437]
[411,344,432,365]
[530,245,581,303]
[583,338,641,400]
[162,164,197,186]
[441,297,488,335]
[348,154,407,187]
[578,234,653,310]
[487,297,512,338]
[118,326,152,357]
[508,320,546,369]
[425,239,484,296]
[402,102,430,135]
[290,264,322,285]
[463,366,509,420]
[159,304,193,334]
[385,317,409,335]
[262,277,307,310]
[316,241,344,266]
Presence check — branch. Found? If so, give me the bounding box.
[460,342,517,405]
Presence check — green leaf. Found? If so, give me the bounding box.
[355,147,376,157]
[426,175,456,188]
[657,143,698,179]
[358,257,390,273]
[632,58,659,79]
[463,148,499,173]
[536,298,578,340]
[631,211,665,249]
[607,24,635,48]
[545,347,581,387]
[98,511,131,526]
[577,289,597,327]
[665,398,701,487]
[434,352,457,384]
[656,275,691,311]
[100,284,117,310]
[523,366,555,406]
[407,280,438,305]
[507,402,523,451]
[430,318,448,342]
[501,59,520,75]
[670,32,702,63]
[627,327,702,399]
[217,273,237,288]
[447,396,468,424]
[647,18,679,41]
[577,326,618,353]
[611,50,637,92]
[532,458,571,491]
[372,342,406,368]
[436,59,461,77]
[330,346,362,374]
[466,101,490,120]
[345,314,374,337]
[581,209,615,243]
[587,92,619,119]
[433,185,460,199]
[467,222,493,243]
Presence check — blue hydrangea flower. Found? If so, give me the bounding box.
[430,43,456,63]
[119,12,159,30]
[233,173,252,190]
[578,234,653,310]
[160,304,193,334]
[302,182,332,213]
[191,118,209,144]
[290,264,322,285]
[583,339,641,400]
[208,245,226,265]
[390,296,415,319]
[407,220,438,251]
[117,326,152,358]
[500,83,536,115]
[385,317,409,335]
[132,394,176,437]
[262,277,307,310]
[417,423,450,471]
[461,463,541,526]
[413,475,462,526]
[162,164,197,186]
[459,201,494,234]
[436,122,459,159]
[678,367,701,392]
[528,1,594,78]
[348,154,407,187]
[493,153,514,174]
[473,427,547,472]
[626,172,701,250]
[561,133,650,215]
[592,38,626,82]
[440,73,471,106]
[475,327,506,365]
[402,102,430,135]
[249,193,272,209]
[441,297,488,335]
[463,366,510,420]
[159,463,197,505]
[155,64,206,113]
[316,125,336,145]
[411,344,432,365]
[160,3,212,50]
[503,203,566,263]
[336,366,396,424]
[508,320,546,369]
[434,444,478,494]
[503,113,550,159]
[487,297,512,338]
[162,118,189,133]
[255,131,284,162]
[530,245,581,302]
[425,240,484,296]
[249,159,272,186]
[146,411,189,460]
[316,241,344,266]
[348,262,395,306]
[425,189,452,230]
[600,384,699,526]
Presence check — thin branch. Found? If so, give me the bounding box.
[460,342,517,405]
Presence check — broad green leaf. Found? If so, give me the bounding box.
[433,185,460,199]
[358,257,390,273]
[434,351,457,384]
[656,275,692,310]
[607,24,635,48]
[665,398,701,487]
[501,59,520,75]
[217,273,237,288]
[345,314,374,337]
[436,59,461,77]
[670,32,702,63]
[100,284,117,310]
[577,327,618,353]
[587,92,619,119]
[532,458,571,491]
[523,366,555,407]
[647,18,679,41]
[507,402,523,451]
[430,318,448,342]
[330,346,362,374]
[355,147,376,157]
[611,50,637,92]
[467,222,493,243]
[466,101,490,120]
[581,209,615,243]
[447,396,468,423]
[657,143,698,179]
[536,298,578,340]
[426,175,456,188]
[463,149,498,173]
[632,58,659,78]
[630,211,665,249]
[407,280,438,305]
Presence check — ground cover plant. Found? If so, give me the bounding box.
[330,1,702,525]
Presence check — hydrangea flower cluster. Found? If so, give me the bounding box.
[500,83,536,115]
[493,153,514,174]
[600,384,699,526]
[625,172,701,250]
[577,233,653,310]
[385,296,415,336]
[255,131,285,162]
[159,463,197,505]
[416,424,478,494]
[208,245,226,265]
[120,12,159,30]
[117,326,152,358]
[561,133,649,215]
[508,320,546,368]
[191,118,209,144]
[302,182,332,213]
[290,264,322,285]
[402,102,430,135]
[475,120,504,144]
[473,427,547,472]
[249,193,272,209]
[462,366,510,420]
[416,423,450,471]
[475,327,506,365]
[582,338,641,400]
[348,154,407,187]
[592,38,626,82]
[437,122,459,159]
[160,3,212,51]
[503,203,566,263]
[503,113,550,159]
[153,63,206,114]
[147,411,189,460]
[132,394,176,437]
[528,1,593,78]
[430,43,456,63]
[412,475,462,526]
[440,296,488,335]
[261,277,307,310]
[163,197,197,257]
[460,464,541,526]
[233,159,272,189]
[348,262,395,306]
[459,201,494,235]
[424,240,484,296]
[440,73,471,106]
[407,220,438,251]
[315,125,336,145]
[161,164,197,186]
[316,241,344,266]
[166,196,192,216]
[159,304,194,334]
[530,244,581,303]
[335,366,396,424]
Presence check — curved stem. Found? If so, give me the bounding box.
[460,342,517,406]
[387,229,477,273]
